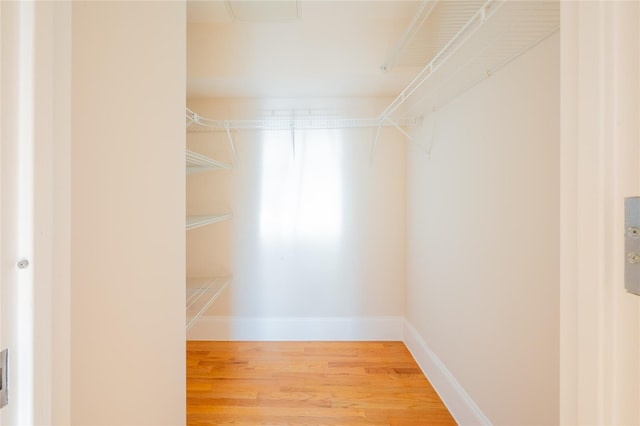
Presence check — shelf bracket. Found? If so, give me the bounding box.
[370,125,382,165]
[224,121,238,164]
[186,111,198,128]
[422,112,436,158]
[384,117,415,143]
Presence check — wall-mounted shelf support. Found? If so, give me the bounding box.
[186,110,197,128]
[384,117,415,143]
[223,121,238,164]
[370,125,382,164]
[370,117,418,163]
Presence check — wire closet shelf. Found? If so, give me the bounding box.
[186,276,231,330]
[186,108,419,132]
[186,0,559,151]
[379,0,560,120]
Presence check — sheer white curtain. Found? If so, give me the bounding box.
[259,129,342,244]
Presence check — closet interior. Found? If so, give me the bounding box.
[184,0,559,335]
[184,0,561,423]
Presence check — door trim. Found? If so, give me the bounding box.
[560,2,640,424]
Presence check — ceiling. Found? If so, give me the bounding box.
[186,0,425,99]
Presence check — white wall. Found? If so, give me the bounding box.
[187,97,406,340]
[405,33,560,425]
[70,3,185,424]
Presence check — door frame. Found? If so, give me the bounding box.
[1,2,70,425]
[3,2,640,425]
[1,2,38,424]
[560,1,640,424]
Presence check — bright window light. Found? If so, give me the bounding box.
[259,129,342,244]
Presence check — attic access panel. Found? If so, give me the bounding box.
[225,0,300,22]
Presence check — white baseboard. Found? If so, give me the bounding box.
[403,320,492,426]
[187,316,404,341]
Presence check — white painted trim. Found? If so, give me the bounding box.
[187,316,404,341]
[403,320,492,426]
[560,2,640,424]
[50,3,72,424]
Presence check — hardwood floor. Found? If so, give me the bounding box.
[187,341,457,425]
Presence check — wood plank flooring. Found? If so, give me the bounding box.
[187,341,457,425]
